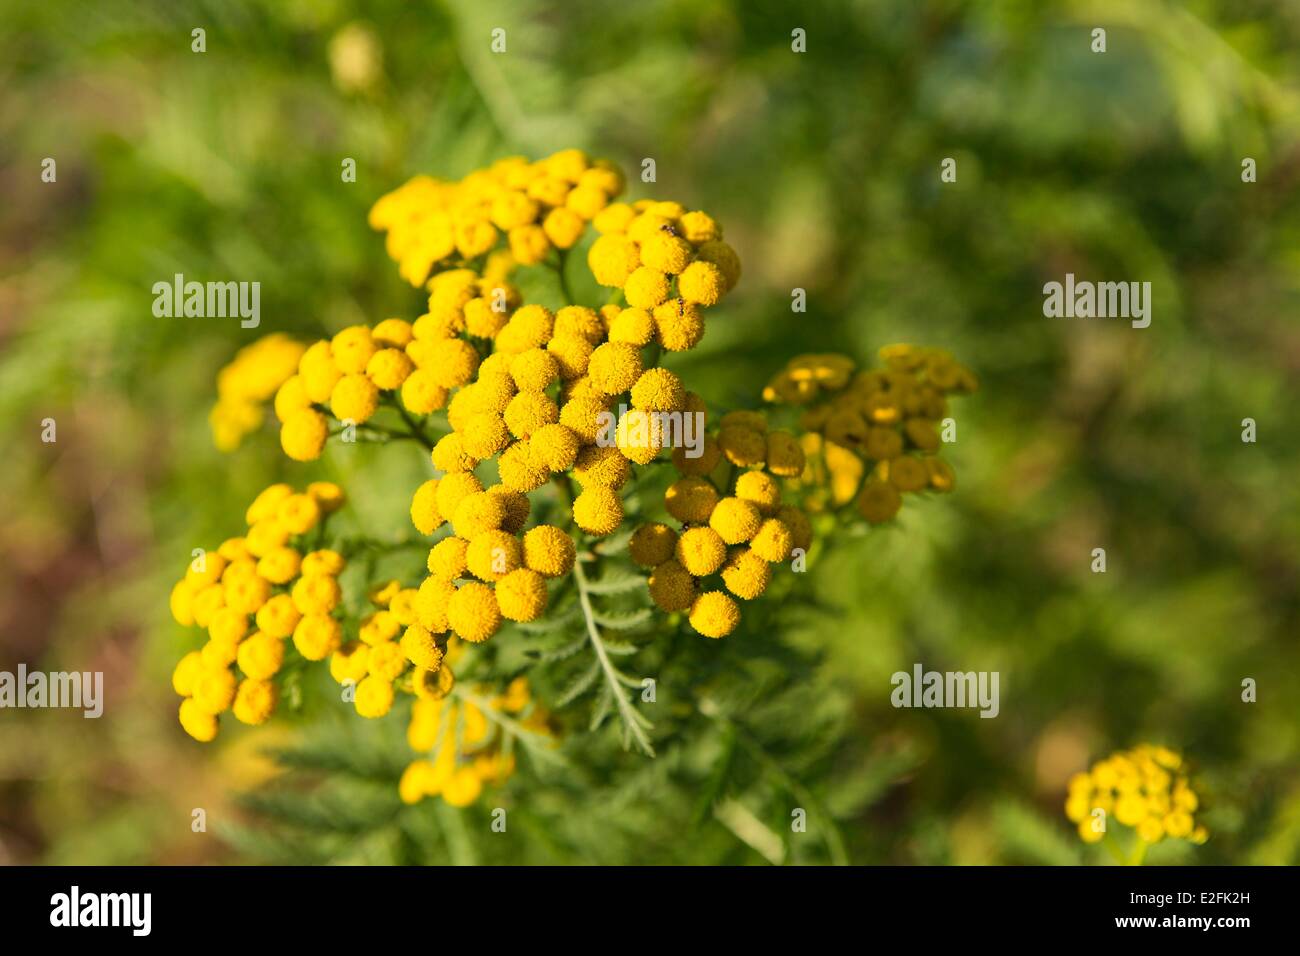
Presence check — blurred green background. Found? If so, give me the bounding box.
[2,0,1299,865]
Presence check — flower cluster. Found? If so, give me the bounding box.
[169,482,348,741]
[1066,745,1208,847]
[630,410,812,639]
[209,333,305,451]
[400,677,552,807]
[767,346,977,523]
[368,149,625,286]
[587,200,740,314]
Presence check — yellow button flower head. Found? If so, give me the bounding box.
[355,675,396,718]
[764,430,806,477]
[676,526,727,576]
[332,325,378,373]
[652,300,705,352]
[192,666,237,715]
[630,522,679,568]
[466,530,522,581]
[672,434,721,476]
[665,477,720,524]
[509,348,559,392]
[588,235,641,286]
[572,485,624,536]
[695,240,741,291]
[298,341,342,404]
[735,471,781,516]
[366,347,415,390]
[721,548,771,600]
[292,574,342,615]
[223,574,270,615]
[496,568,548,622]
[561,397,612,444]
[718,424,766,467]
[367,640,409,681]
[531,423,580,472]
[689,591,740,638]
[331,372,380,424]
[585,342,644,396]
[624,266,671,310]
[400,625,444,670]
[372,317,414,348]
[777,505,813,551]
[179,698,219,742]
[427,536,470,580]
[447,582,502,642]
[630,367,685,412]
[237,632,285,680]
[498,440,550,492]
[307,481,347,514]
[522,525,576,578]
[709,497,762,545]
[256,546,301,585]
[207,605,248,644]
[546,334,594,380]
[426,338,480,388]
[496,304,553,354]
[233,679,278,725]
[485,486,528,534]
[415,576,455,632]
[172,651,204,697]
[640,231,695,275]
[503,391,560,442]
[508,224,550,265]
[609,307,655,346]
[614,409,663,465]
[359,610,401,645]
[301,548,346,576]
[749,518,793,562]
[452,491,506,538]
[280,408,328,461]
[330,642,371,684]
[431,433,478,473]
[648,560,695,612]
[293,614,342,660]
[571,444,630,490]
[435,472,483,521]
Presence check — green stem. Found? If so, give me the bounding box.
[554,248,575,306]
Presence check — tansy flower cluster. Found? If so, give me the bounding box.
[629,410,812,639]
[400,677,552,807]
[320,573,455,722]
[210,333,306,451]
[1066,745,1208,847]
[768,346,977,524]
[272,294,527,462]
[169,481,348,742]
[587,198,740,316]
[368,149,626,286]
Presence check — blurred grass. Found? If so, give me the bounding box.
[1,0,1299,864]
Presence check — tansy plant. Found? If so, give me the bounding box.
[170,149,996,846]
[1066,745,1208,864]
